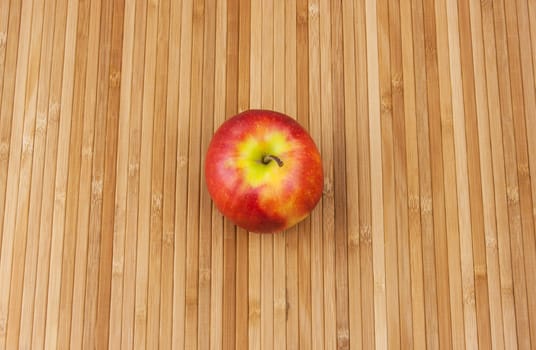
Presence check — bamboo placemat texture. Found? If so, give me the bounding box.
[0,0,535,348]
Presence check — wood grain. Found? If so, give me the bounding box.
[1,0,535,348]
[0,2,35,349]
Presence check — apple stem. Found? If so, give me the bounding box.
[263,154,284,167]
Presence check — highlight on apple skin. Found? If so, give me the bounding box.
[205,109,324,234]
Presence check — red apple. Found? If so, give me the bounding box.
[205,109,323,233]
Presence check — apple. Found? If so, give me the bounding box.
[205,109,323,233]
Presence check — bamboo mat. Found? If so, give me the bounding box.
[0,0,535,348]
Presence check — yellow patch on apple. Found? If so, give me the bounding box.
[234,131,295,189]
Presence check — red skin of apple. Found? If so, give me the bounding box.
[205,110,323,233]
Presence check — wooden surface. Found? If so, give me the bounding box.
[1,0,535,348]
